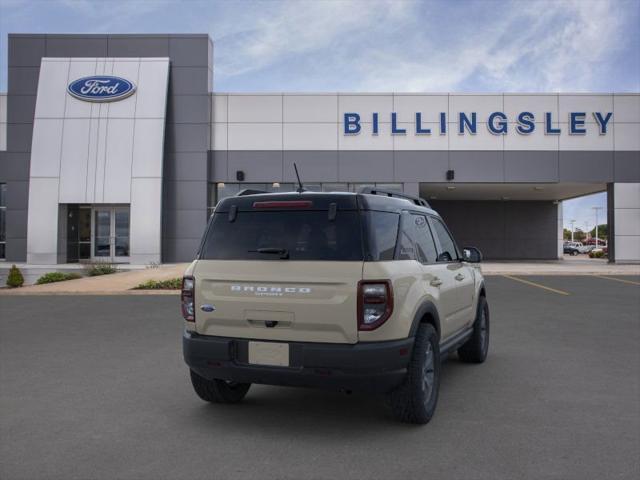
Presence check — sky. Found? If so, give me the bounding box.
[0,0,638,227]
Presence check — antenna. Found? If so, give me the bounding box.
[293,162,305,193]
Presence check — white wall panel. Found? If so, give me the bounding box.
[212,94,228,123]
[558,95,613,123]
[614,123,640,151]
[132,119,165,177]
[339,95,393,122]
[211,123,227,150]
[613,94,640,123]
[0,123,6,151]
[26,177,60,264]
[283,123,338,150]
[283,95,338,123]
[450,95,502,120]
[35,59,70,118]
[135,60,170,118]
[106,60,140,118]
[504,94,558,121]
[0,94,7,122]
[228,95,282,123]
[30,119,64,177]
[66,60,97,118]
[338,122,393,150]
[130,178,162,263]
[448,124,504,150]
[615,209,640,236]
[559,123,614,150]
[393,123,448,150]
[228,123,282,150]
[93,119,109,201]
[85,118,100,202]
[393,95,448,123]
[504,128,559,150]
[103,119,134,203]
[614,183,640,208]
[58,119,91,203]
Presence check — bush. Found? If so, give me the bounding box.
[6,265,24,288]
[36,272,82,285]
[589,250,606,259]
[133,278,182,290]
[85,263,118,276]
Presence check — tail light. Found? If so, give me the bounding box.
[358,280,393,331]
[181,276,195,322]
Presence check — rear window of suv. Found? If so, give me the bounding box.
[201,211,364,261]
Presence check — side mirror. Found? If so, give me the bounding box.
[463,246,482,263]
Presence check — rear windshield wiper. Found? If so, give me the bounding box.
[249,247,290,259]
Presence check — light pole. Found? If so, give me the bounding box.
[592,206,603,248]
[570,219,576,242]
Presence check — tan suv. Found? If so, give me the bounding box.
[182,188,489,424]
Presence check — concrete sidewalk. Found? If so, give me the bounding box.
[0,263,189,295]
[1,258,638,295]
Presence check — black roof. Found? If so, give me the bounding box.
[214,190,439,216]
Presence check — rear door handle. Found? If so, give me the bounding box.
[430,278,443,287]
[455,273,465,281]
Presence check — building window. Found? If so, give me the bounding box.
[207,182,404,211]
[0,183,6,259]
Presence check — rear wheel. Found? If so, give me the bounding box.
[389,323,440,424]
[189,369,251,404]
[458,296,490,363]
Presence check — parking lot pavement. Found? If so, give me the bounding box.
[1,276,638,480]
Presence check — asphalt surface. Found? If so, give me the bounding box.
[1,276,639,480]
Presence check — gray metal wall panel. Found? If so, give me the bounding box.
[283,151,339,182]
[6,95,36,124]
[559,151,614,183]
[165,124,209,153]
[169,67,210,95]
[166,152,209,181]
[394,151,449,182]
[504,151,559,182]
[163,209,208,239]
[167,94,210,124]
[208,151,228,182]
[449,151,504,182]
[614,151,640,182]
[7,67,40,94]
[431,200,558,260]
[8,36,45,67]
[169,36,211,67]
[228,151,283,182]
[45,36,108,57]
[107,35,170,57]
[338,151,394,182]
[6,124,33,153]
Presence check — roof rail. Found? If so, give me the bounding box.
[359,187,430,208]
[236,189,268,196]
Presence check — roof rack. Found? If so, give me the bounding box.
[359,187,430,208]
[236,189,268,196]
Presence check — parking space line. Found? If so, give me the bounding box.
[501,275,571,296]
[593,275,640,286]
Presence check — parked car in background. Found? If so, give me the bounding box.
[564,243,581,256]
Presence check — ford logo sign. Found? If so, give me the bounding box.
[67,76,136,102]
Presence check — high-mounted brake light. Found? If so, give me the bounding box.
[181,276,195,322]
[253,200,313,209]
[357,280,394,331]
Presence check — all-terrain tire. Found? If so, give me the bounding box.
[190,369,251,403]
[458,296,490,364]
[389,323,440,424]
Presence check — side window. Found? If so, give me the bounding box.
[429,217,459,262]
[396,213,438,263]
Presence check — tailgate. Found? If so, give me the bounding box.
[194,260,363,344]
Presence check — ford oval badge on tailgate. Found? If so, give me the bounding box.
[200,304,216,312]
[67,76,136,102]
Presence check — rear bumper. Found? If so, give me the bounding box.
[183,331,414,393]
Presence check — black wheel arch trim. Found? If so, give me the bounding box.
[409,301,441,339]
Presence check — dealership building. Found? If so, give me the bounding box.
[0,33,638,265]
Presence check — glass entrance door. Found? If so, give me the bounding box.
[92,206,130,262]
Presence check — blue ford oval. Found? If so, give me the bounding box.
[67,76,136,102]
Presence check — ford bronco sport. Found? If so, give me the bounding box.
[182,188,489,424]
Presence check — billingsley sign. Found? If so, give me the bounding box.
[343,111,613,135]
[67,76,136,102]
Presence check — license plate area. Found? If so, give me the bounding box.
[248,341,290,367]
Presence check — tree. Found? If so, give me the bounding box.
[589,224,607,239]
[563,228,572,240]
[6,264,24,288]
